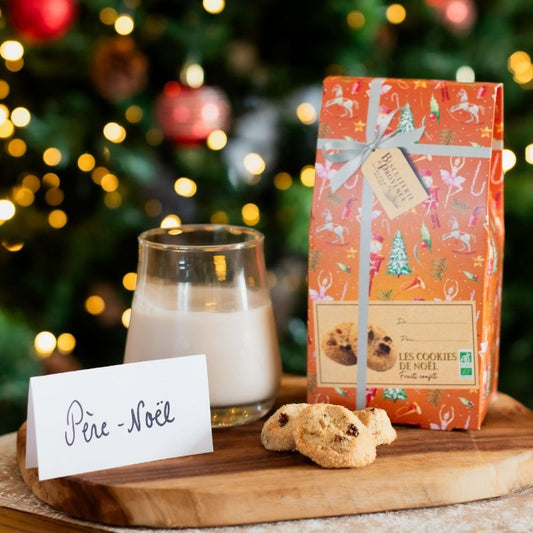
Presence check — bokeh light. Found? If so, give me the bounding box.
[100,173,119,192]
[243,153,266,175]
[122,308,131,328]
[203,0,225,14]
[525,143,533,165]
[11,107,30,127]
[174,177,197,197]
[85,295,106,315]
[0,199,16,221]
[100,7,118,25]
[210,210,229,224]
[122,272,137,291]
[242,203,260,226]
[161,214,181,228]
[125,105,143,123]
[347,11,365,29]
[77,153,96,172]
[57,333,76,354]
[48,209,68,229]
[42,173,60,188]
[0,80,10,99]
[180,62,204,88]
[274,172,292,190]
[386,4,406,24]
[300,165,315,187]
[115,14,134,35]
[103,122,126,143]
[296,102,318,125]
[0,40,24,61]
[206,129,227,150]
[34,331,56,357]
[6,138,26,157]
[13,186,34,207]
[456,65,475,82]
[502,149,517,172]
[43,147,62,166]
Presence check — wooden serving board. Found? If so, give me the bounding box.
[17,376,533,529]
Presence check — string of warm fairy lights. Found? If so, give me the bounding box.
[0,0,531,359]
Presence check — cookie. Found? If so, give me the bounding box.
[261,403,309,451]
[354,407,397,446]
[367,324,397,372]
[294,403,376,468]
[322,322,357,366]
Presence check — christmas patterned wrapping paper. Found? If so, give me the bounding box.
[307,77,504,430]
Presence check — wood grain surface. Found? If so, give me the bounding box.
[17,376,533,528]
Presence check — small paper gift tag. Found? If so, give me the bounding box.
[361,147,429,218]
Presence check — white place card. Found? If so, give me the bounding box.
[26,354,213,481]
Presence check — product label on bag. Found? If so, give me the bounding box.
[26,355,213,481]
[361,148,429,219]
[314,300,477,389]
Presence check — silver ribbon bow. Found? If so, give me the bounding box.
[325,107,425,193]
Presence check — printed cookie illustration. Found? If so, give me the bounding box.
[322,322,357,366]
[294,403,376,468]
[261,403,309,451]
[367,325,397,371]
[354,407,397,446]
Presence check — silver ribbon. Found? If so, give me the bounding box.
[315,78,493,409]
[317,79,492,194]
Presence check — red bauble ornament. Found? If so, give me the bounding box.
[7,0,77,42]
[154,82,231,145]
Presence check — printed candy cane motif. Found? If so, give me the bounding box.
[470,161,486,197]
[491,152,504,185]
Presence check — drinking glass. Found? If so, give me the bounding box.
[124,224,282,427]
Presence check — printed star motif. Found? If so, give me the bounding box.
[353,120,365,132]
[473,255,485,267]
[480,126,492,138]
[496,123,503,134]
[347,247,358,258]
[413,80,427,89]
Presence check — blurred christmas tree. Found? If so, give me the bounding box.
[0,0,531,433]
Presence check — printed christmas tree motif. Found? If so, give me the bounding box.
[397,103,416,133]
[429,94,440,121]
[427,389,442,407]
[387,230,412,277]
[431,257,448,280]
[383,388,408,402]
